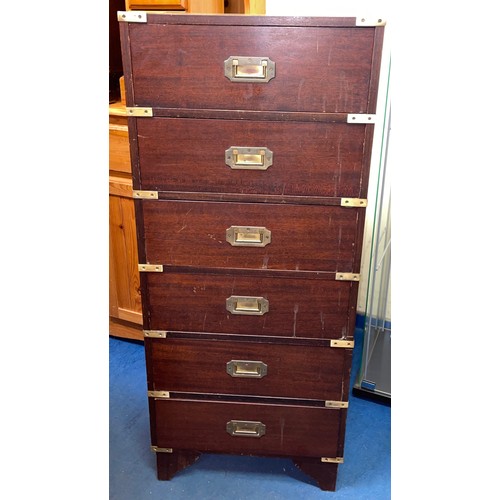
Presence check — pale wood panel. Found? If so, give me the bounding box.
[110,318,144,341]
[119,196,143,316]
[109,124,128,132]
[109,127,131,174]
[117,307,143,324]
[244,0,265,14]
[125,0,224,12]
[109,102,127,118]
[120,77,126,104]
[109,174,133,198]
[189,0,224,12]
[109,223,119,318]
[109,100,143,336]
[125,0,186,10]
[109,194,143,319]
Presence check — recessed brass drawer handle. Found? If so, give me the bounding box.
[226,296,269,315]
[226,420,266,438]
[224,56,276,83]
[225,147,273,170]
[226,226,271,247]
[226,360,268,378]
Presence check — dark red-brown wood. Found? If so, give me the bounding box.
[153,398,344,458]
[142,14,360,27]
[151,107,348,122]
[145,271,355,339]
[147,337,351,401]
[293,457,339,491]
[156,450,201,481]
[127,23,376,113]
[141,200,359,272]
[135,118,368,198]
[156,450,337,490]
[120,13,386,491]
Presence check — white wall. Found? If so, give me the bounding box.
[266,0,392,318]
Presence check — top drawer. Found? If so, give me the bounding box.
[120,14,383,113]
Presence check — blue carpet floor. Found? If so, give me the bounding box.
[109,329,390,499]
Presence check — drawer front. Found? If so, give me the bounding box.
[148,337,350,401]
[145,272,355,339]
[127,23,376,113]
[152,398,343,458]
[141,200,359,272]
[136,118,367,198]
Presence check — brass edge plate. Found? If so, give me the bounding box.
[133,190,158,199]
[151,446,173,453]
[325,401,349,408]
[118,11,147,23]
[355,17,386,26]
[144,330,167,338]
[126,107,153,117]
[330,339,355,348]
[335,272,360,282]
[341,198,367,208]
[138,264,163,272]
[147,391,170,399]
[347,114,376,124]
[321,457,344,463]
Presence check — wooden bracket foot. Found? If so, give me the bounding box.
[156,450,201,481]
[293,457,339,491]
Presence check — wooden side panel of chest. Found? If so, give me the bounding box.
[119,12,384,491]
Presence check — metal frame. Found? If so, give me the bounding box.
[353,60,391,403]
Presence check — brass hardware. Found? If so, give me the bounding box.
[347,114,376,124]
[138,264,163,272]
[224,56,276,83]
[226,420,266,438]
[118,11,147,23]
[335,272,360,281]
[147,391,170,399]
[226,360,268,378]
[151,446,173,453]
[226,296,269,315]
[225,147,273,170]
[325,401,349,408]
[126,107,153,117]
[330,339,355,348]
[226,226,271,247]
[341,198,367,208]
[321,457,344,463]
[355,17,386,26]
[133,190,158,199]
[143,330,167,338]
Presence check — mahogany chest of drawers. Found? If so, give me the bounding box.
[119,12,385,491]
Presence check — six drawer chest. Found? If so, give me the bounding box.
[118,12,385,491]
